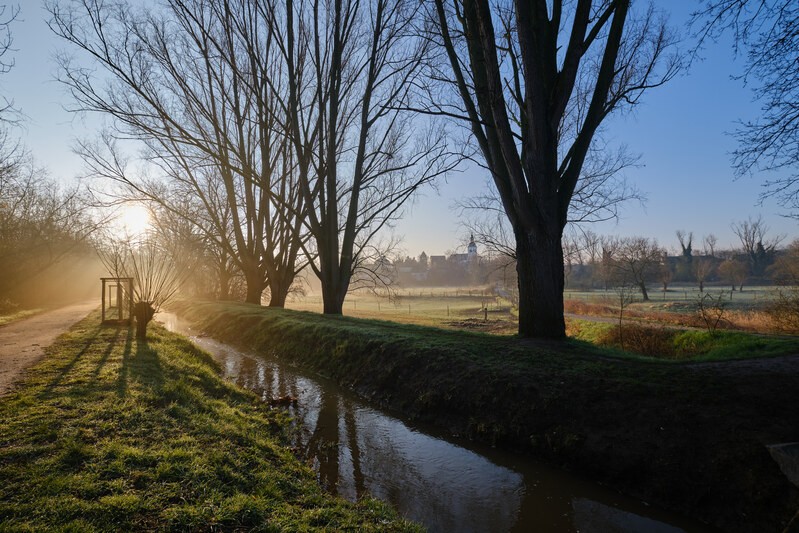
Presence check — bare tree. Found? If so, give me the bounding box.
[674,229,694,281]
[766,240,799,332]
[693,256,715,293]
[659,255,673,294]
[0,147,101,302]
[718,257,749,292]
[696,290,728,333]
[703,233,718,257]
[769,238,799,285]
[613,236,664,301]
[731,215,783,277]
[614,280,636,350]
[430,0,679,338]
[599,235,623,292]
[0,4,18,120]
[98,233,186,339]
[578,229,603,267]
[48,0,308,306]
[146,200,234,300]
[459,147,643,268]
[676,230,693,259]
[275,0,458,314]
[692,1,799,214]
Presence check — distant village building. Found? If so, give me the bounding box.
[429,255,447,268]
[450,235,480,264]
[363,236,487,287]
[378,236,486,287]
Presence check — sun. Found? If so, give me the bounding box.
[114,204,152,238]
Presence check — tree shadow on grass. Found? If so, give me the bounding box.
[115,327,134,397]
[116,336,164,398]
[38,324,122,400]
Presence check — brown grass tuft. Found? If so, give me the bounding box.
[598,324,677,359]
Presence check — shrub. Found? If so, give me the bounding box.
[695,291,730,333]
[563,299,615,317]
[598,324,676,359]
[765,287,799,333]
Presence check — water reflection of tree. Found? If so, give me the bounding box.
[236,355,259,392]
[344,402,366,499]
[303,392,368,500]
[305,390,340,493]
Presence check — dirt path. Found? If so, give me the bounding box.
[0,301,98,396]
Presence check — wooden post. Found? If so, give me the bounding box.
[117,283,123,320]
[101,280,106,322]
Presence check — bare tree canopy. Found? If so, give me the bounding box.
[98,233,187,338]
[676,230,693,258]
[692,1,799,213]
[0,143,100,303]
[48,0,309,306]
[274,0,459,314]
[610,236,664,301]
[0,4,18,120]
[48,0,454,313]
[718,256,748,291]
[431,0,679,338]
[731,215,784,276]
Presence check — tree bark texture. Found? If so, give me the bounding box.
[244,269,265,305]
[134,301,156,340]
[516,229,566,338]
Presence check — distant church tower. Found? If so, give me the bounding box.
[467,234,478,259]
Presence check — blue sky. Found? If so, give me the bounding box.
[4,1,797,258]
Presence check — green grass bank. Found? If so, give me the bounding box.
[171,300,799,532]
[0,311,418,532]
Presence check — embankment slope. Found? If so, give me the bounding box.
[172,300,799,532]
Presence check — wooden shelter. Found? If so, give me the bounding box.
[101,277,134,324]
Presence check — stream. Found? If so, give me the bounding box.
[157,313,710,532]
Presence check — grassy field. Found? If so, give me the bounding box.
[286,284,798,360]
[290,284,780,326]
[565,283,779,306]
[0,311,418,532]
[288,288,518,335]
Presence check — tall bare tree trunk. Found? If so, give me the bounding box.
[639,282,649,301]
[218,270,231,300]
[516,228,566,338]
[243,269,264,305]
[267,272,295,308]
[319,250,348,314]
[134,301,155,339]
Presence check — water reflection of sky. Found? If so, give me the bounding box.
[158,314,707,533]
